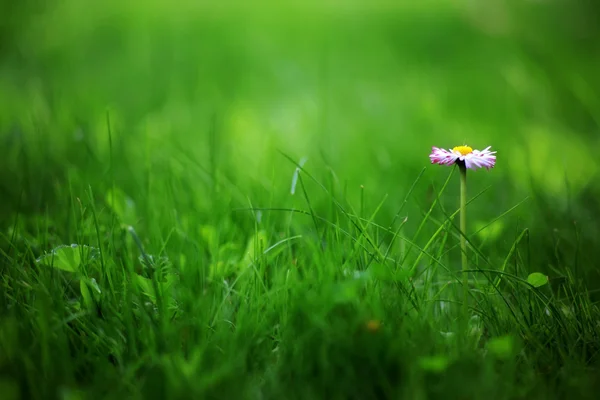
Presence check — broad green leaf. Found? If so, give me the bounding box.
[106,187,136,223]
[36,244,99,272]
[487,335,515,359]
[418,355,450,373]
[527,272,548,288]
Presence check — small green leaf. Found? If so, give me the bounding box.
[242,230,268,265]
[80,278,102,311]
[135,274,178,308]
[135,275,154,298]
[80,280,94,310]
[527,272,548,288]
[218,242,241,260]
[207,243,243,280]
[469,315,483,341]
[138,254,172,270]
[199,225,218,250]
[475,220,505,241]
[418,355,450,373]
[36,244,99,272]
[88,278,101,296]
[209,260,238,280]
[179,254,187,272]
[487,335,516,359]
[561,305,573,318]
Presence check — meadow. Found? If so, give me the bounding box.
[1,1,600,399]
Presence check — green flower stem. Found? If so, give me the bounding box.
[459,163,468,321]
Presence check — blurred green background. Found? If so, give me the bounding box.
[1,0,600,285]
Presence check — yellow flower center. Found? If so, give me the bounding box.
[453,145,473,156]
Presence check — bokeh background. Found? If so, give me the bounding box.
[2,0,600,286]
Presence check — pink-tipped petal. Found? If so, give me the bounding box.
[464,147,496,170]
[429,147,459,166]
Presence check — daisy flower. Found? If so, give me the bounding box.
[429,145,496,170]
[427,143,497,320]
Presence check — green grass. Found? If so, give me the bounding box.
[2,1,600,399]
